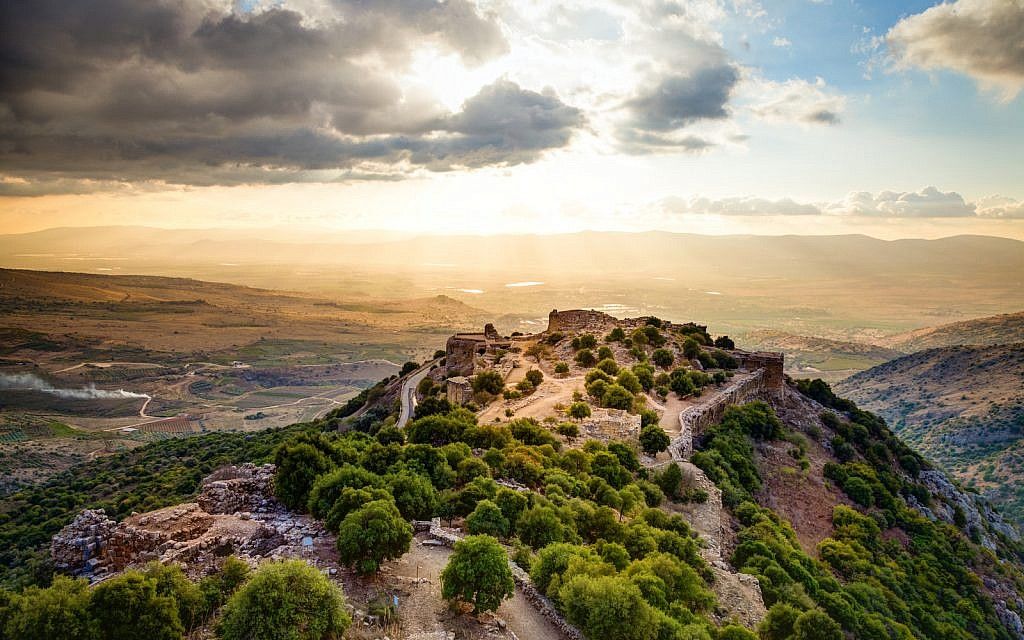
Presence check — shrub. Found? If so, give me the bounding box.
[218,560,351,640]
[6,575,96,640]
[525,369,544,387]
[682,338,701,359]
[472,371,505,395]
[597,346,614,360]
[575,349,597,367]
[596,358,620,375]
[387,470,438,520]
[602,384,634,410]
[606,327,626,342]
[559,574,656,640]
[714,336,735,350]
[640,425,671,455]
[652,349,674,368]
[274,442,336,511]
[616,370,643,394]
[90,571,183,640]
[441,535,515,614]
[336,500,413,574]
[517,506,569,549]
[466,499,510,538]
[555,361,570,375]
[569,401,592,420]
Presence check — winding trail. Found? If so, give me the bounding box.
[397,360,439,428]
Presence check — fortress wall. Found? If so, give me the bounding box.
[546,309,618,334]
[669,369,770,460]
[445,334,486,377]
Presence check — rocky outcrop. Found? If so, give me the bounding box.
[910,469,1020,550]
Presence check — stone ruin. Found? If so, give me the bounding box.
[52,463,333,581]
[445,323,514,377]
[579,407,642,443]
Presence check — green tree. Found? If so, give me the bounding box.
[525,369,544,387]
[323,486,393,532]
[387,469,438,520]
[714,336,735,350]
[400,361,421,376]
[596,358,620,375]
[517,505,569,549]
[90,571,183,640]
[336,500,413,574]
[143,561,206,631]
[472,371,505,395]
[793,609,843,640]
[218,560,351,640]
[559,574,656,640]
[275,442,336,511]
[616,370,643,394]
[652,349,674,368]
[601,384,634,410]
[682,338,701,359]
[597,346,614,360]
[640,425,671,455]
[5,575,96,640]
[569,401,592,420]
[606,327,626,342]
[575,349,597,367]
[759,602,800,640]
[466,499,511,538]
[199,556,251,612]
[307,464,381,519]
[441,535,515,614]
[495,488,529,529]
[555,361,570,375]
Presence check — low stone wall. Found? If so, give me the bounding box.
[424,518,584,640]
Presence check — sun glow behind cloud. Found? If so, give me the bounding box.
[0,0,1021,238]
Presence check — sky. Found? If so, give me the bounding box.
[0,0,1022,238]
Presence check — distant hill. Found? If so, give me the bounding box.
[883,310,1024,352]
[0,268,491,363]
[837,343,1024,522]
[736,330,902,383]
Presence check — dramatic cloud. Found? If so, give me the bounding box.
[0,0,589,187]
[660,195,821,216]
[825,187,977,218]
[887,0,1024,97]
[744,76,845,125]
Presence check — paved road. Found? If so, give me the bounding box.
[397,361,436,428]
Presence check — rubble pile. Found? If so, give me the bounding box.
[51,463,335,581]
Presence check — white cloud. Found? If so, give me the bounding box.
[659,195,821,216]
[772,36,792,48]
[824,187,977,218]
[976,195,1024,219]
[742,75,845,125]
[887,0,1024,98]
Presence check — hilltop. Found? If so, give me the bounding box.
[837,343,1024,523]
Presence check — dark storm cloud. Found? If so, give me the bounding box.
[0,0,581,191]
[616,64,738,152]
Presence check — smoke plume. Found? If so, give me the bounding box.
[0,373,150,400]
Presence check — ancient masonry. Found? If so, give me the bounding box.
[444,322,512,377]
[52,464,332,581]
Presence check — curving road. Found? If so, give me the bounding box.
[397,361,437,428]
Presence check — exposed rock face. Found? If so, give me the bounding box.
[910,469,1020,550]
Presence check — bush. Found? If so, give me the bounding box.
[387,470,438,520]
[466,499,511,538]
[714,336,735,350]
[525,369,544,387]
[472,371,505,395]
[616,370,643,394]
[517,506,569,549]
[559,574,656,640]
[400,361,420,376]
[218,560,351,640]
[90,571,183,640]
[640,425,671,455]
[274,441,336,511]
[569,402,592,420]
[575,349,597,367]
[606,327,626,342]
[596,358,620,375]
[602,384,634,410]
[555,361,570,375]
[652,349,674,368]
[682,338,701,359]
[441,535,515,614]
[336,500,413,574]
[597,346,614,361]
[5,575,96,640]
[793,609,843,640]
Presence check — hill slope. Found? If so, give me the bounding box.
[884,310,1024,352]
[837,343,1024,522]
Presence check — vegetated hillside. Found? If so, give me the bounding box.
[884,310,1024,352]
[737,329,903,383]
[5,313,1024,640]
[836,343,1024,522]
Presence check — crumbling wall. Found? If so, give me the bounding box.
[51,509,118,575]
[546,309,617,334]
[446,334,487,377]
[737,352,785,397]
[670,369,770,460]
[198,463,275,514]
[580,408,642,443]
